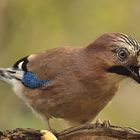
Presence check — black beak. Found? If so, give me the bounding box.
[127,65,140,83]
[107,65,140,83]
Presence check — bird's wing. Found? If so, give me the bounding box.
[26,47,81,80]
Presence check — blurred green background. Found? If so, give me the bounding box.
[0,0,140,131]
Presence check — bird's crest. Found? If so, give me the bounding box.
[117,33,140,53]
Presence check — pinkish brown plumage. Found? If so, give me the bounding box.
[0,33,140,131]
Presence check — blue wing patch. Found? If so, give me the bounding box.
[22,71,49,88]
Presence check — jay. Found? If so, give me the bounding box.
[0,33,140,130]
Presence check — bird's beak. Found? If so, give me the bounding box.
[0,67,24,81]
[127,65,140,83]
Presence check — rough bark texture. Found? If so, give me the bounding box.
[1,121,140,140]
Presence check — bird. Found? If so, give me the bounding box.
[0,32,140,131]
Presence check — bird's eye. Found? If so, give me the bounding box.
[117,48,128,61]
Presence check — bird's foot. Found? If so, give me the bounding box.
[95,118,103,127]
[102,120,111,128]
[48,128,58,136]
[95,119,111,128]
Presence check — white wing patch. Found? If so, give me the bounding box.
[18,61,24,69]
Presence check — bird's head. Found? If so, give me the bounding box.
[87,33,140,83]
[0,32,140,92]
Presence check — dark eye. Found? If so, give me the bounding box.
[117,48,128,61]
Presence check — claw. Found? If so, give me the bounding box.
[95,119,103,127]
[102,120,111,128]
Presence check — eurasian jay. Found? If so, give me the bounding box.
[0,33,140,131]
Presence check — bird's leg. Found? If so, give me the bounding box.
[47,118,57,135]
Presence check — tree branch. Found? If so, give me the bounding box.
[1,120,140,140]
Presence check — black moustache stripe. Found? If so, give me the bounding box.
[107,66,130,76]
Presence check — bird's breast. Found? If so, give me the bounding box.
[19,72,119,124]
